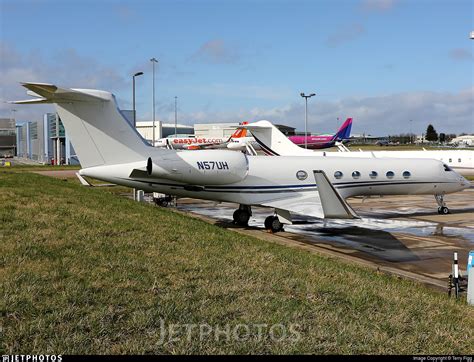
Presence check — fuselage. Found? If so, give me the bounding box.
[80,152,469,207]
[154,136,229,149]
[288,135,337,149]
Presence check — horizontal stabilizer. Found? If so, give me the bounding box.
[11,97,50,105]
[11,82,108,104]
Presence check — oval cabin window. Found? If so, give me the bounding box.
[334,171,343,179]
[386,171,395,179]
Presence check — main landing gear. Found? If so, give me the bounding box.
[264,215,284,233]
[233,205,252,226]
[435,194,450,215]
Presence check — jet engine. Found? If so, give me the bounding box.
[146,150,249,185]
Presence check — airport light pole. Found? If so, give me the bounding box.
[150,57,158,146]
[300,92,316,149]
[132,72,144,128]
[174,96,178,137]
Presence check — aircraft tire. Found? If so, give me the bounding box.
[440,206,450,215]
[265,215,283,233]
[233,209,250,226]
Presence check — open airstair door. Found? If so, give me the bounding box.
[313,170,359,219]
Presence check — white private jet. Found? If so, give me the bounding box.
[13,83,470,232]
[242,120,474,176]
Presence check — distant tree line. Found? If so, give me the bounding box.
[388,124,457,144]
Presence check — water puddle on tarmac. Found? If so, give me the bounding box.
[177,203,474,248]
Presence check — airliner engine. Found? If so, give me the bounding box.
[146,150,249,185]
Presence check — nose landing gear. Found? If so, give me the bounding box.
[435,194,450,214]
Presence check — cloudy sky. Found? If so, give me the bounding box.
[0,0,473,136]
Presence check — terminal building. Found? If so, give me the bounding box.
[0,118,16,157]
[16,113,78,165]
[136,121,194,144]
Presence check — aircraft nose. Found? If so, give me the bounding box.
[460,175,471,190]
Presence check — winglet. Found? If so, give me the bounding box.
[314,170,359,219]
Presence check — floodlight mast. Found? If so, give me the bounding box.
[300,92,316,149]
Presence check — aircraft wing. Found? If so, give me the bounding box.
[261,170,359,220]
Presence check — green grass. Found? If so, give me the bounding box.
[1,170,473,354]
[3,164,81,171]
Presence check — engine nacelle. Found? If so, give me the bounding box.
[147,150,249,185]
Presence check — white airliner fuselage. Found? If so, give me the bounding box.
[244,120,474,176]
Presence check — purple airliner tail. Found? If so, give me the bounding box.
[333,118,353,141]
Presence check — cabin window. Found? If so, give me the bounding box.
[402,171,411,179]
[369,171,378,179]
[458,158,461,163]
[386,171,395,179]
[352,171,361,179]
[334,171,343,179]
[296,170,308,180]
[449,158,452,163]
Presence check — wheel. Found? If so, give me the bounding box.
[440,206,449,215]
[154,198,168,207]
[264,215,283,233]
[437,207,442,214]
[233,209,250,226]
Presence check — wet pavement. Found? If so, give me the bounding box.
[176,188,474,289]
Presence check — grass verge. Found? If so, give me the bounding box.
[1,170,473,354]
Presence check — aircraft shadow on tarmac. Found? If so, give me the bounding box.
[215,219,420,263]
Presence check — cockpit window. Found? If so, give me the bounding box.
[443,164,453,172]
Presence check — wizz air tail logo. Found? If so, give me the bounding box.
[197,161,229,170]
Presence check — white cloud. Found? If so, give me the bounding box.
[0,42,128,122]
[163,89,474,136]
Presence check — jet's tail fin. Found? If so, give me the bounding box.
[333,118,352,141]
[243,120,314,156]
[12,82,151,168]
[226,122,248,142]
